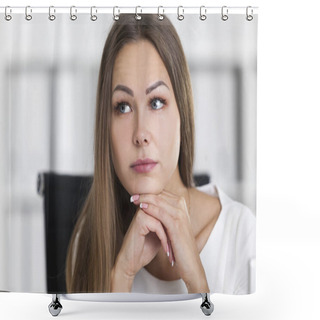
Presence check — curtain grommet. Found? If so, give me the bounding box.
[200,6,207,21]
[158,6,164,21]
[90,6,97,21]
[25,6,32,21]
[177,6,184,21]
[5,6,12,21]
[113,6,120,21]
[135,6,142,21]
[70,6,77,21]
[48,6,56,21]
[221,6,229,21]
[246,6,254,21]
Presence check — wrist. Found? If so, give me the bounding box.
[186,277,210,293]
[111,261,135,292]
[184,265,209,293]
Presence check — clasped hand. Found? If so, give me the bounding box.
[111,190,209,293]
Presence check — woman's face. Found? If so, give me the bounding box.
[111,40,181,195]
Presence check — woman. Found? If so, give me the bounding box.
[66,14,255,295]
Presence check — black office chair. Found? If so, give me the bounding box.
[37,172,93,293]
[37,171,210,294]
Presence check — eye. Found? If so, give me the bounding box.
[115,102,132,114]
[150,97,166,110]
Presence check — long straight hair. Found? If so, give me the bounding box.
[66,14,195,293]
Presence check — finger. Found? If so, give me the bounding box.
[163,226,174,265]
[139,192,187,211]
[160,193,189,217]
[139,202,172,230]
[142,205,174,266]
[171,241,176,265]
[168,238,175,267]
[158,192,183,208]
[138,210,169,256]
[160,189,179,199]
[140,195,183,220]
[131,193,176,209]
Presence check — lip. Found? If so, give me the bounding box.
[130,158,158,173]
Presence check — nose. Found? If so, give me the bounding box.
[133,114,151,147]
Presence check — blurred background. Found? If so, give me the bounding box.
[0,12,257,292]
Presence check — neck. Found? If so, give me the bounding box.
[163,166,188,197]
[164,167,190,216]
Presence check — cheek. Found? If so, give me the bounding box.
[110,122,128,170]
[163,113,181,160]
[173,121,181,158]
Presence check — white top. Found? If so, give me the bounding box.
[131,183,256,295]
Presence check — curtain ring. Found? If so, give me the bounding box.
[246,6,254,21]
[90,6,97,21]
[177,6,184,21]
[5,6,12,21]
[200,6,207,21]
[158,6,164,21]
[70,6,77,21]
[221,6,228,21]
[135,6,142,21]
[113,6,120,21]
[49,6,56,21]
[25,6,32,21]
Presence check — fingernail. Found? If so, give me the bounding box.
[130,194,139,202]
[140,203,148,209]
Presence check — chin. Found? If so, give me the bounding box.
[127,178,164,195]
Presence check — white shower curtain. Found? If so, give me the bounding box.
[0,7,257,294]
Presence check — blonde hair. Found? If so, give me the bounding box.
[66,14,195,293]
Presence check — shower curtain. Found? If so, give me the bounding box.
[0,6,257,302]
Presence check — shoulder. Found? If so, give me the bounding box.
[216,188,256,259]
[196,183,256,294]
[197,182,255,238]
[220,188,255,232]
[189,185,221,239]
[191,186,221,218]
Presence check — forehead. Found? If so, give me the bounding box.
[112,40,171,88]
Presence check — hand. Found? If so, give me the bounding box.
[111,206,169,292]
[132,190,210,293]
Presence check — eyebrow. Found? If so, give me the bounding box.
[112,80,169,97]
[112,85,134,97]
[145,81,169,95]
